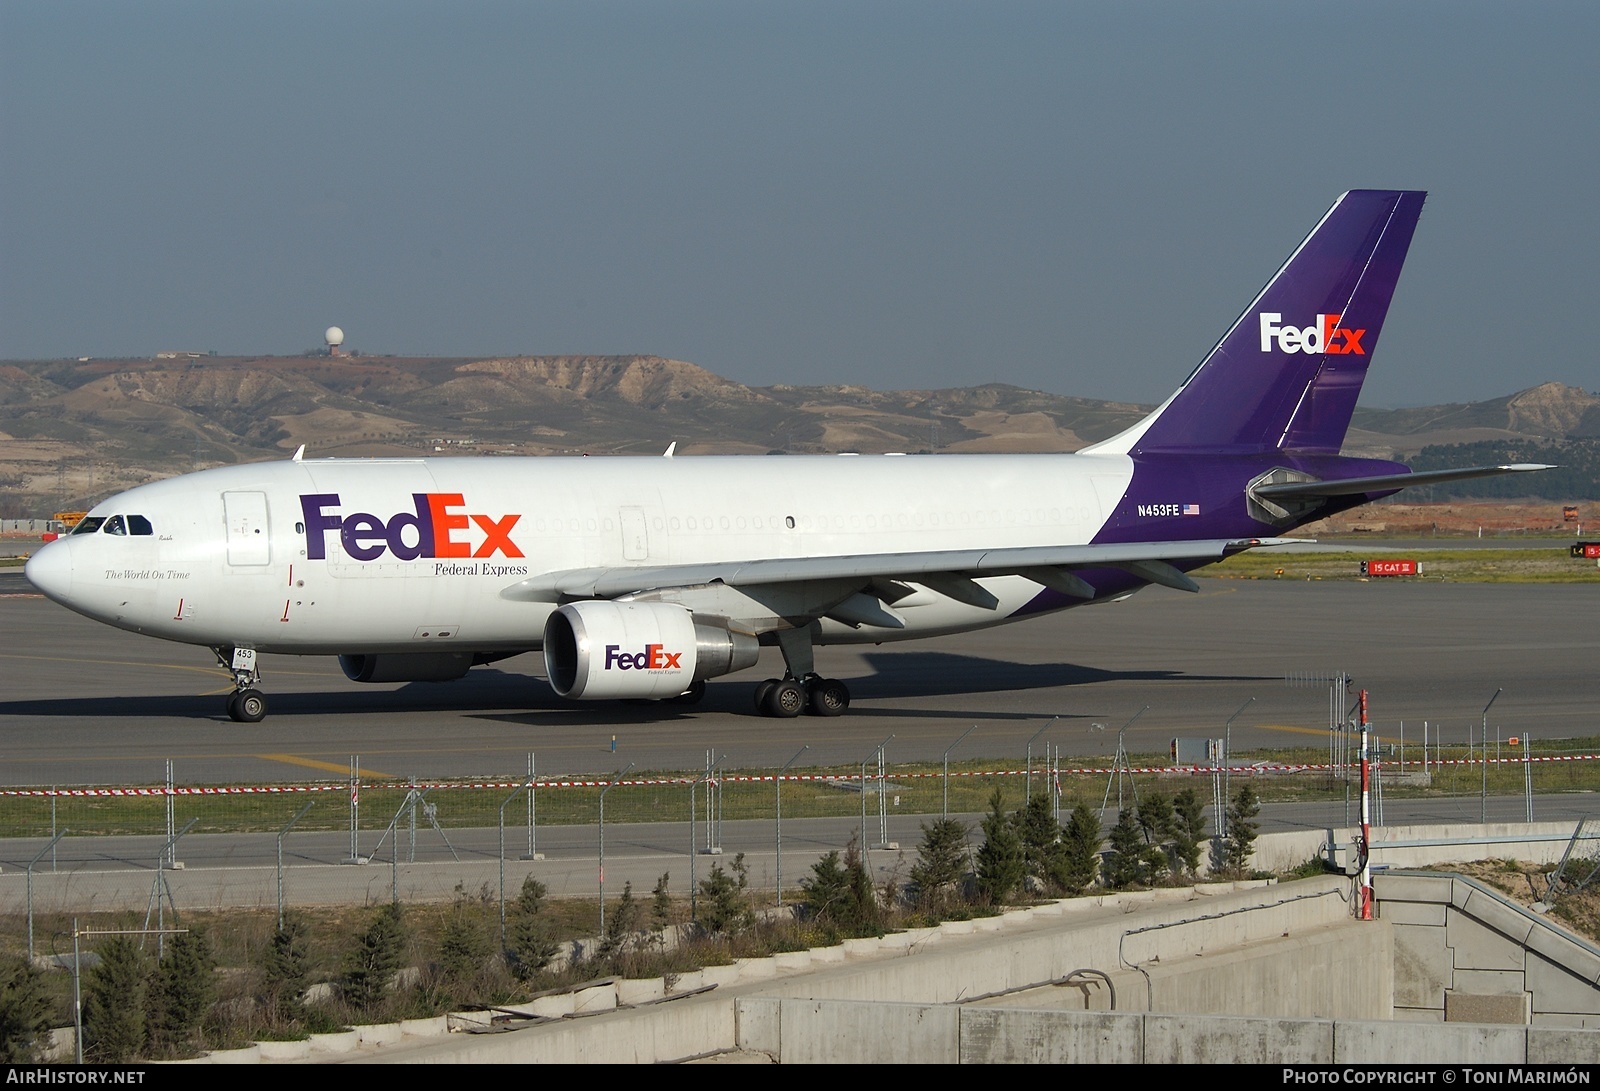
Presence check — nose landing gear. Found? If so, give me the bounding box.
[216,646,268,723]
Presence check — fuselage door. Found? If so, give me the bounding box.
[620,506,649,561]
[223,491,271,566]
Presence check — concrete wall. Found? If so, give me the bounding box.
[1250,821,1599,876]
[735,998,1600,1064]
[743,876,1390,1022]
[1376,870,1600,1028]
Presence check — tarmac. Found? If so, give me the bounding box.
[0,568,1596,787]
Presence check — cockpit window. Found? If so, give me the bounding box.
[104,515,128,536]
[71,517,104,536]
[128,515,153,536]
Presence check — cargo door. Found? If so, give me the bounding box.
[620,506,649,561]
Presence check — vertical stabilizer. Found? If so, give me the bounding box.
[1084,190,1425,456]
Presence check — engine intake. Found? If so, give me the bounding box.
[543,601,759,700]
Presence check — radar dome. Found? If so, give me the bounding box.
[324,326,345,346]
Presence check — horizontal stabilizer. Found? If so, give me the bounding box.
[1254,463,1554,501]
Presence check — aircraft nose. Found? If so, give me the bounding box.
[24,541,73,601]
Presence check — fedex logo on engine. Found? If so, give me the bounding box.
[605,644,684,671]
[1259,313,1366,355]
[299,493,524,562]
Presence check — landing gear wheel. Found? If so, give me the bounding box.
[765,679,805,718]
[225,692,242,721]
[231,689,268,723]
[671,679,707,705]
[753,678,780,714]
[806,677,850,717]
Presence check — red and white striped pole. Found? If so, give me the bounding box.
[1358,689,1373,920]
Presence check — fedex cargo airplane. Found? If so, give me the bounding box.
[25,190,1545,723]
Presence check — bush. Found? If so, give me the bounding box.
[1103,808,1147,890]
[1222,784,1261,876]
[1058,804,1103,894]
[340,905,407,1015]
[975,789,1025,905]
[85,938,150,1062]
[698,861,752,935]
[507,877,559,982]
[908,818,968,909]
[147,929,216,1058]
[0,957,52,1062]
[261,916,311,1024]
[1015,793,1064,892]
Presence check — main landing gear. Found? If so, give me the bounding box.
[753,675,851,718]
[216,646,268,723]
[752,625,850,717]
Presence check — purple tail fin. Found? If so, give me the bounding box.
[1087,190,1425,456]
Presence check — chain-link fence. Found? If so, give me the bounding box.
[2,733,1599,957]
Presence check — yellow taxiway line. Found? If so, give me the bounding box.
[254,753,397,779]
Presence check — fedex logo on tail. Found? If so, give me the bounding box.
[1259,313,1366,355]
[300,493,524,562]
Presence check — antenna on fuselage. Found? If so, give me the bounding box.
[291,444,306,462]
[663,442,677,458]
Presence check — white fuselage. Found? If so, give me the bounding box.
[31,452,1135,657]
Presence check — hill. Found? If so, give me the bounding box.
[0,356,1595,513]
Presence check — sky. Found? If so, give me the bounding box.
[2,1,1596,408]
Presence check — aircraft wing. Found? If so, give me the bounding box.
[500,535,1305,603]
[1253,463,1553,501]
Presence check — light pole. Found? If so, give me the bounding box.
[775,745,809,906]
[598,763,635,939]
[1221,697,1255,811]
[942,726,975,819]
[276,802,315,931]
[497,778,534,948]
[1480,688,1502,823]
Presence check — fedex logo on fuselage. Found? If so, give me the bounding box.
[1258,313,1366,355]
[605,644,683,671]
[299,493,524,562]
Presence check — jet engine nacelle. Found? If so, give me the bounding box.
[543,601,759,700]
[339,652,475,683]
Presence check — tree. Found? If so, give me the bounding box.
[507,876,560,982]
[1223,783,1261,875]
[0,956,52,1062]
[85,937,150,1062]
[841,838,881,933]
[1015,792,1064,892]
[598,881,641,961]
[1102,808,1147,890]
[908,818,968,909]
[697,863,750,935]
[1171,788,1207,877]
[147,930,216,1057]
[1058,803,1103,894]
[261,915,311,1023]
[974,789,1026,905]
[801,851,853,925]
[439,896,490,984]
[341,904,407,1014]
[650,873,673,946]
